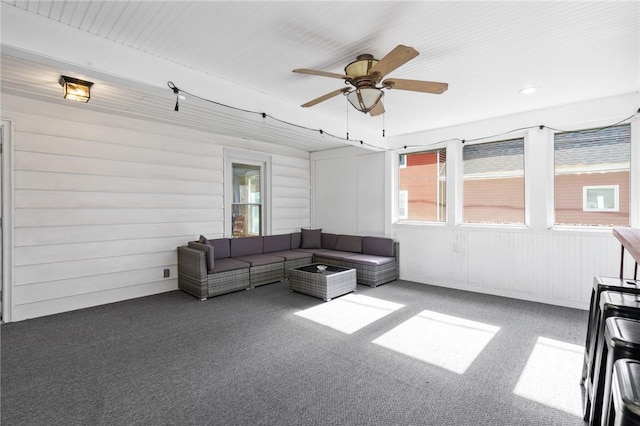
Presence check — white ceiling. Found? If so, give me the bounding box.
[1,1,638,152]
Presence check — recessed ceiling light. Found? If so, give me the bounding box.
[519,86,539,95]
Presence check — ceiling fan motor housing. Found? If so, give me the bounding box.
[345,54,379,78]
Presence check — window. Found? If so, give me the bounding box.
[397,149,446,222]
[463,138,525,224]
[554,125,630,227]
[232,163,262,237]
[225,149,271,238]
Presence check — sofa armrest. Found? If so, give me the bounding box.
[177,246,208,300]
[394,242,399,264]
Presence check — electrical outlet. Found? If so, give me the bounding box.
[163,268,170,278]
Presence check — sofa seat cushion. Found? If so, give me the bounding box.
[210,257,250,273]
[268,250,312,261]
[234,253,284,267]
[342,253,396,266]
[315,250,359,261]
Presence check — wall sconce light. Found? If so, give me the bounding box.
[58,75,93,103]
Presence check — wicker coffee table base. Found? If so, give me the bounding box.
[289,264,356,301]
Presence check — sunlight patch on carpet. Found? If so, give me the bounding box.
[372,310,500,374]
[513,336,583,417]
[294,294,404,334]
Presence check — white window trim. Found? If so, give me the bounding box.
[398,190,408,220]
[224,149,271,237]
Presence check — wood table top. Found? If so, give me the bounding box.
[614,227,640,264]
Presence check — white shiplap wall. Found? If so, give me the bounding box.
[4,96,310,321]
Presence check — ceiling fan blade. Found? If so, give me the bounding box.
[369,101,385,116]
[301,88,349,108]
[383,78,448,94]
[368,45,419,78]
[293,68,349,79]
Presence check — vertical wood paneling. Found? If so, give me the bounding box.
[271,154,311,234]
[313,157,358,233]
[312,151,386,236]
[394,226,621,309]
[358,153,385,236]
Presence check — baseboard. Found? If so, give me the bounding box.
[407,277,589,311]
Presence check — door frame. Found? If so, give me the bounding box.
[1,120,14,323]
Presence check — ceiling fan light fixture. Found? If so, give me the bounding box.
[346,87,383,113]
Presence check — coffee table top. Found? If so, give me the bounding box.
[293,263,352,275]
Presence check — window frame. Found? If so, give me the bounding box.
[552,124,631,228]
[395,147,447,224]
[224,149,271,238]
[461,136,527,226]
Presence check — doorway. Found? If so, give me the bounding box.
[0,120,10,322]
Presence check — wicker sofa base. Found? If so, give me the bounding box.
[284,257,314,278]
[341,260,399,288]
[250,262,285,288]
[313,242,399,288]
[178,235,399,300]
[178,247,250,300]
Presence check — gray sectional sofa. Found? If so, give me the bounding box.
[177,229,399,300]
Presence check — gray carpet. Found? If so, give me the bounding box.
[1,280,588,425]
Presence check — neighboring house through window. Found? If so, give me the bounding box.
[463,138,525,224]
[554,125,630,227]
[397,149,446,222]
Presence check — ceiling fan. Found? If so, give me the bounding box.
[293,45,448,116]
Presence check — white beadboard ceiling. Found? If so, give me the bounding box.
[1,1,638,152]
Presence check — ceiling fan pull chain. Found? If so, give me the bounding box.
[346,100,350,140]
[383,113,386,137]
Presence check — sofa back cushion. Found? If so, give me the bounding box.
[301,228,322,249]
[263,234,290,253]
[362,236,394,257]
[230,236,264,257]
[321,233,339,250]
[208,238,231,259]
[290,232,302,249]
[188,241,215,271]
[335,235,362,253]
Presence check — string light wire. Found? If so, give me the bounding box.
[397,108,640,151]
[167,82,638,153]
[167,81,384,150]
